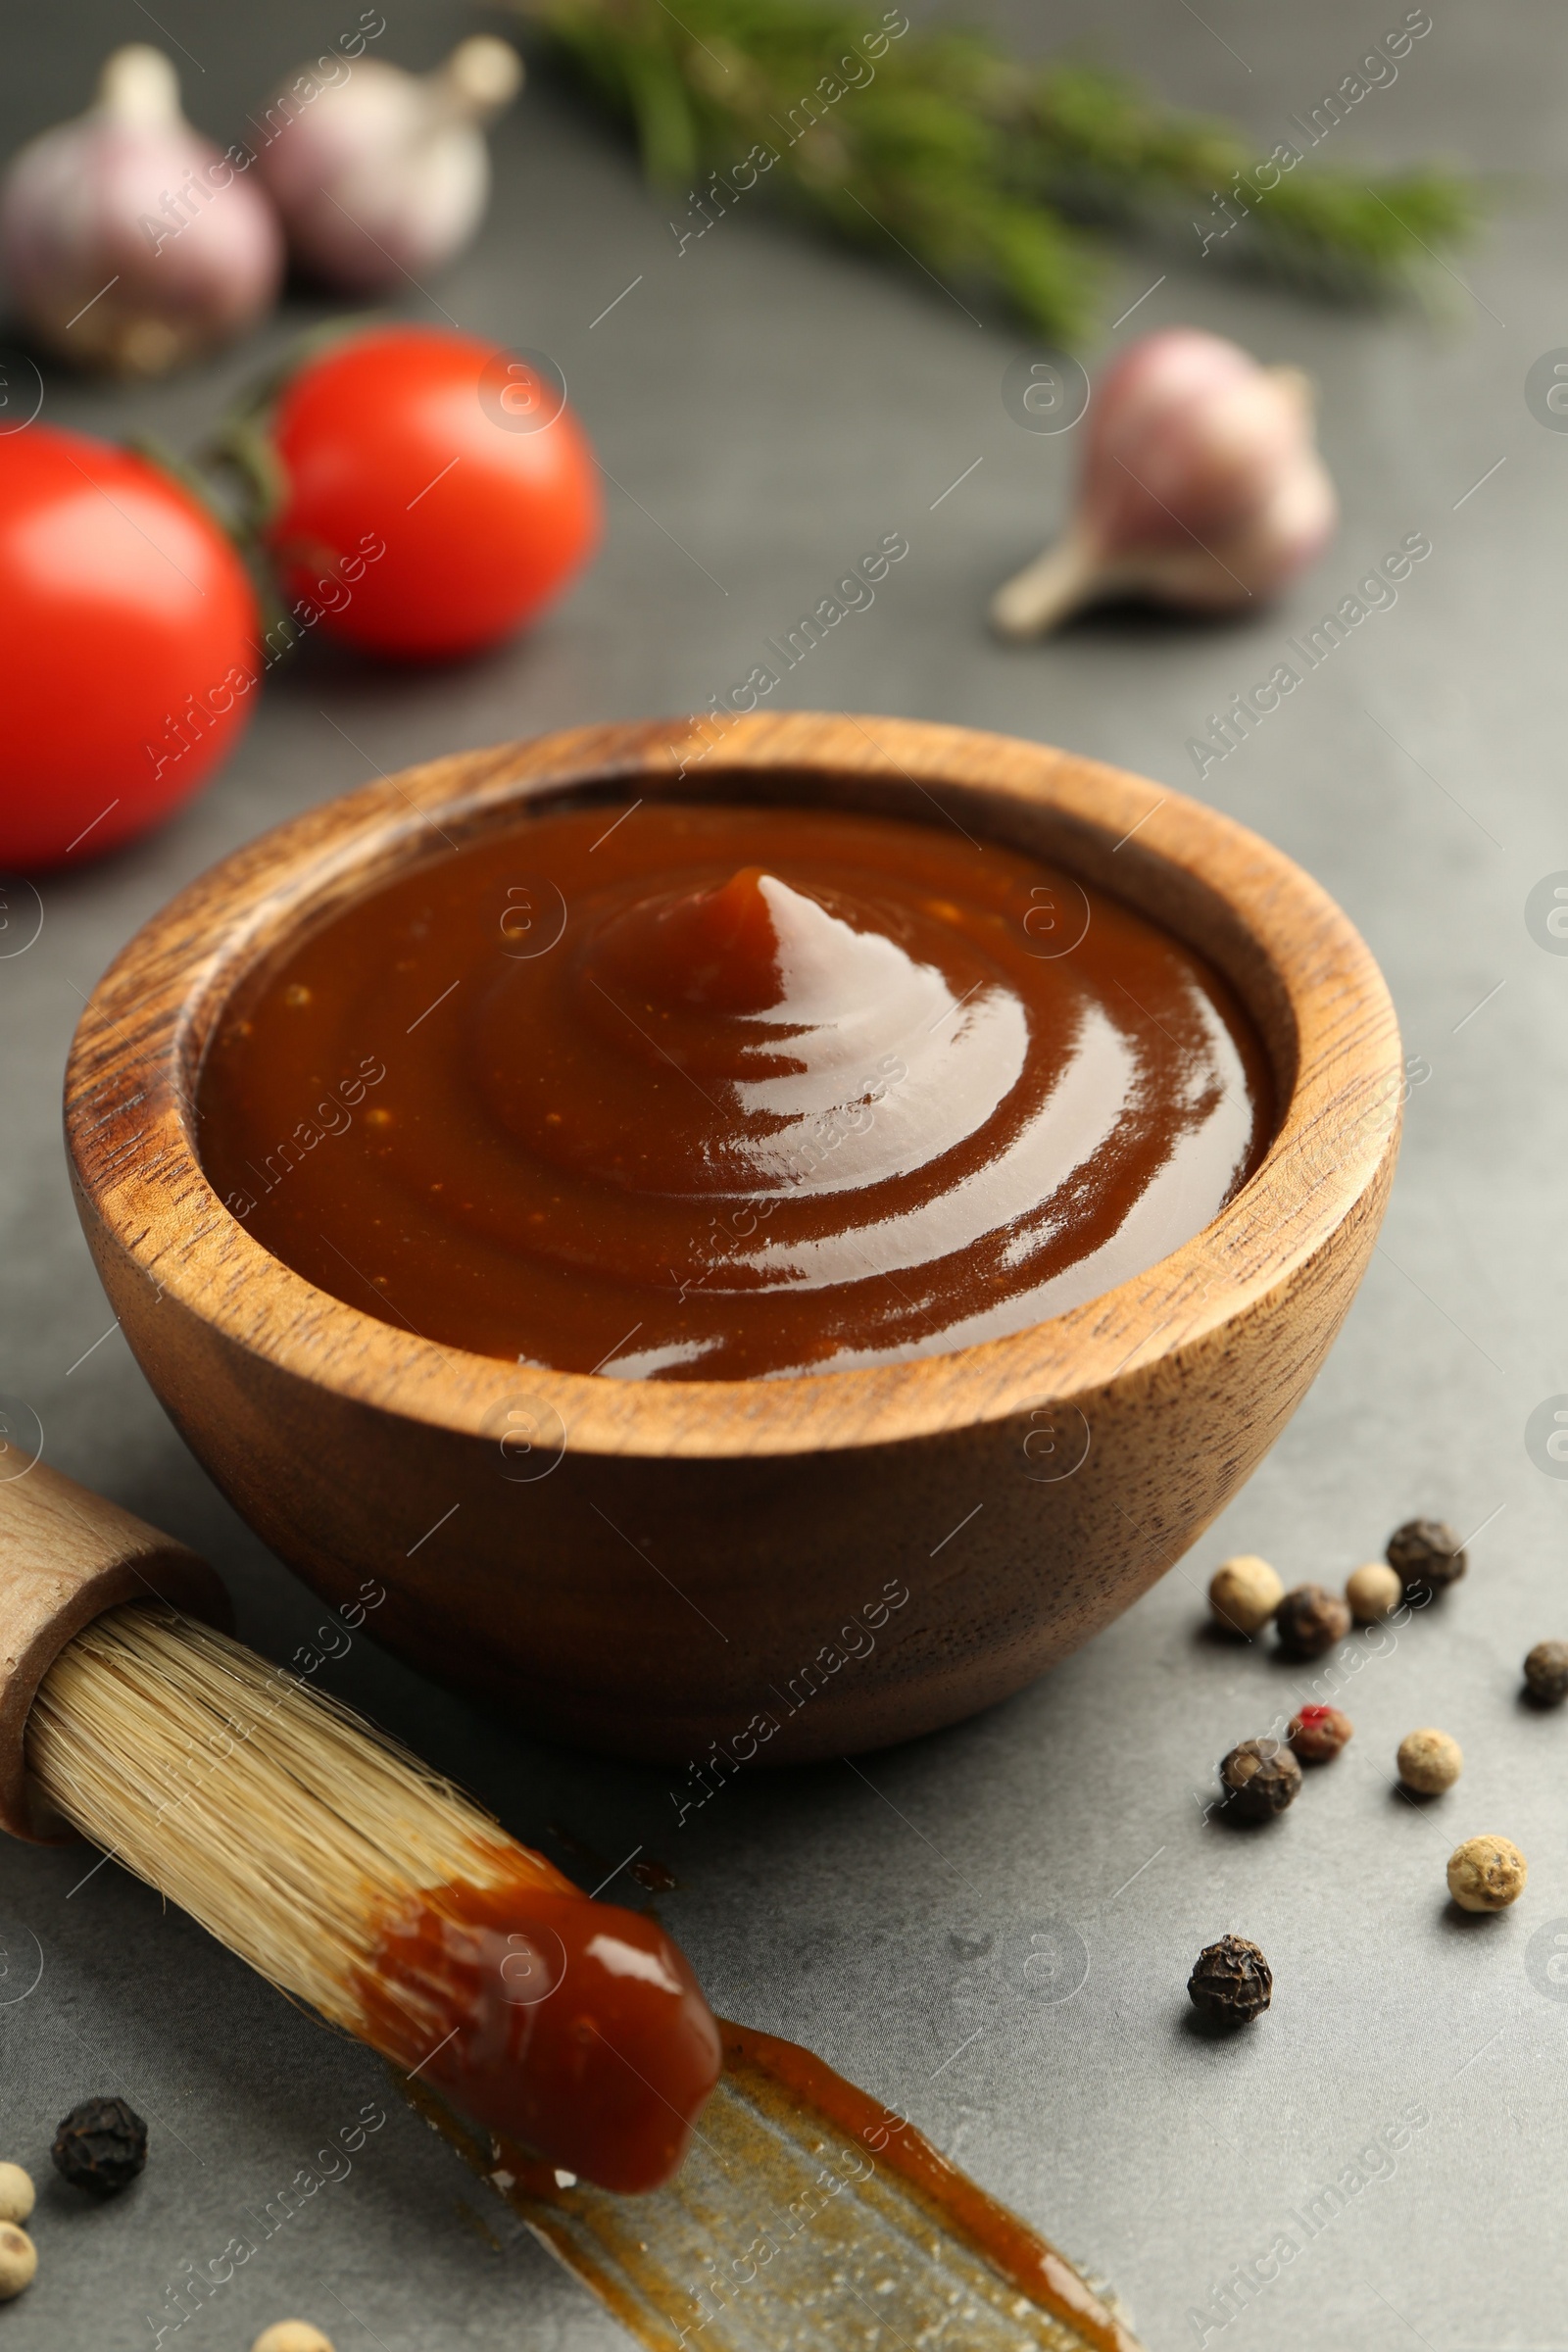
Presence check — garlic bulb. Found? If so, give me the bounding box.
[255,38,523,292]
[0,45,283,376]
[991,327,1337,639]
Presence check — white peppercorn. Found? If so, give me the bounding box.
[251,2326,337,2352]
[1397,1727,1462,1795]
[1346,1562,1401,1623]
[0,2165,33,2226]
[1208,1554,1284,1637]
[0,2225,35,2300]
[1447,1835,1527,1912]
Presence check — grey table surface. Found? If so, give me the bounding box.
[1,1,1564,2345]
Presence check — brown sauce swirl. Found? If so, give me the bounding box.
[198,801,1272,1381]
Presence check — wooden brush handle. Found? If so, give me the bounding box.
[0,1460,230,1842]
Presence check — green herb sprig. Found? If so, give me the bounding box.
[514,0,1481,343]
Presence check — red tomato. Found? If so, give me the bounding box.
[0,426,260,868]
[266,326,602,660]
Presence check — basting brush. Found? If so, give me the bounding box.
[0,1458,1144,2352]
[1,1456,719,2194]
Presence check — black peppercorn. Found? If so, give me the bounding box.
[1188,1935,1272,2026]
[1273,1584,1350,1660]
[1524,1640,1568,1706]
[51,2097,147,2196]
[1219,1737,1302,1821]
[1386,1517,1466,1599]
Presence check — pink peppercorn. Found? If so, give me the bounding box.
[1288,1704,1352,1764]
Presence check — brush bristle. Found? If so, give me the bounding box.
[25,1602,570,2040]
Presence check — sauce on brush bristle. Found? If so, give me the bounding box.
[355,1860,721,2193]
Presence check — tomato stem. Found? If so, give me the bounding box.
[203,416,289,538]
[121,432,234,534]
[217,312,393,426]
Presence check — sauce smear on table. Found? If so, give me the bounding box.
[407,2015,1146,2351]
[199,800,1272,1380]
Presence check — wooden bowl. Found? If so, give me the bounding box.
[65,715,1400,1764]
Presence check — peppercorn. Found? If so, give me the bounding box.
[1288,1704,1352,1763]
[51,2096,147,2195]
[1523,1640,1568,1706]
[1386,1516,1466,1598]
[252,2326,337,2352]
[1396,1727,1462,1795]
[0,2166,33,2227]
[1207,1554,1284,1638]
[1346,1562,1402,1624]
[1188,1935,1272,2026]
[1219,1737,1302,1821]
[1446,1835,1527,1912]
[0,2225,34,2301]
[1273,1584,1350,1660]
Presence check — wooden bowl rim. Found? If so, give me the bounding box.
[66,712,1401,1459]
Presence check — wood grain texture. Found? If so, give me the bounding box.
[0,1459,231,1840]
[64,715,1401,1762]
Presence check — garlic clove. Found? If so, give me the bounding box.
[0,44,283,376]
[991,326,1337,640]
[255,40,523,294]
